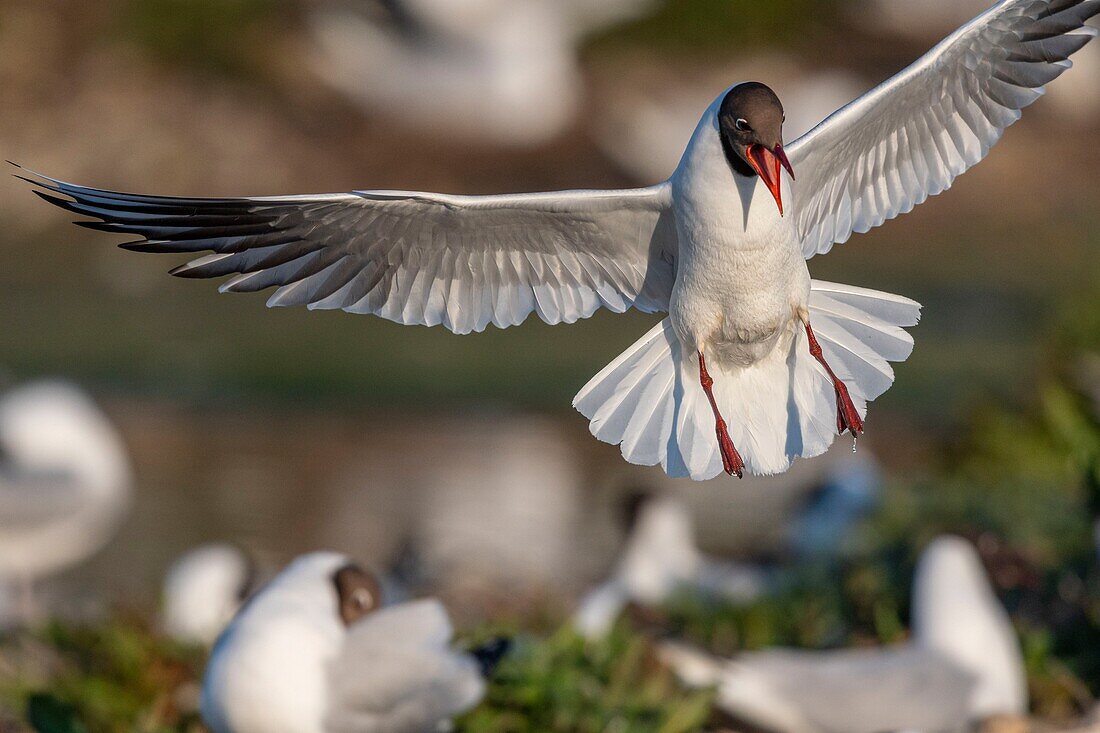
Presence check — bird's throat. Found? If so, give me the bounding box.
[720,133,757,179]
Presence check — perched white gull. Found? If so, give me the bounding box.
[202,552,502,733]
[307,0,656,146]
[659,535,1027,733]
[162,543,256,646]
[0,380,132,622]
[21,0,1100,480]
[911,535,1028,720]
[574,492,770,638]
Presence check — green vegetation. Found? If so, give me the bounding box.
[458,627,713,733]
[1,621,712,733]
[1,619,205,733]
[112,0,293,78]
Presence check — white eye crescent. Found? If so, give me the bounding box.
[735,118,750,132]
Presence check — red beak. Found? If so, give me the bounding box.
[744,143,795,216]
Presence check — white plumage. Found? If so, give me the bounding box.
[21,0,1099,479]
[912,535,1028,719]
[202,552,485,733]
[162,543,254,646]
[574,280,918,478]
[0,380,131,622]
[659,535,1027,733]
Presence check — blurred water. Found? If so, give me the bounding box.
[64,398,873,621]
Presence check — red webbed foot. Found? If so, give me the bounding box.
[715,418,745,478]
[833,380,864,437]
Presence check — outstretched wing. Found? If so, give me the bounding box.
[788,0,1099,258]
[19,167,677,334]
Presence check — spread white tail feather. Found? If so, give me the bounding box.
[573,280,920,480]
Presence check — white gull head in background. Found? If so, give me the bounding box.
[162,543,256,647]
[911,535,1028,721]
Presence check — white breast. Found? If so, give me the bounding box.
[204,616,334,733]
[668,91,806,363]
[202,560,345,733]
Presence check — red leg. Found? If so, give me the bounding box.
[698,351,745,478]
[804,322,864,436]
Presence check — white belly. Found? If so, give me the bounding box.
[669,136,807,368]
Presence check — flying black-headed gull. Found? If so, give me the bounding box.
[0,380,131,623]
[659,535,1027,732]
[19,0,1099,480]
[307,0,656,146]
[162,543,257,646]
[202,552,502,733]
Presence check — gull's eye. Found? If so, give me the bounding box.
[333,563,382,626]
[735,118,751,132]
[351,588,373,610]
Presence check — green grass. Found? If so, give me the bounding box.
[458,627,713,733]
[1,620,713,733]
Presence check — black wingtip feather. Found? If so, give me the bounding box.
[31,189,84,215]
[118,241,153,252]
[72,220,122,233]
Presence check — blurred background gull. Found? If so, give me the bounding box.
[574,452,878,638]
[0,0,1099,730]
[306,0,658,146]
[161,543,257,646]
[0,381,131,626]
[660,535,1028,732]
